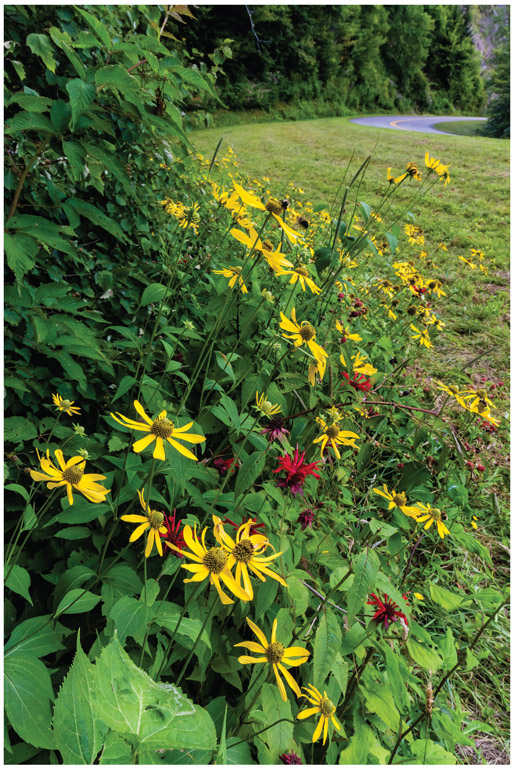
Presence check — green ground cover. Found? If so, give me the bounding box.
[433,120,486,136]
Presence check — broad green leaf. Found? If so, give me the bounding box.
[48,26,87,79]
[313,609,342,688]
[383,644,408,712]
[141,282,168,305]
[410,739,456,764]
[5,110,55,135]
[26,33,57,72]
[65,78,96,130]
[52,634,108,763]
[4,233,38,284]
[339,708,370,764]
[5,565,33,605]
[331,652,349,696]
[112,375,137,402]
[76,8,112,47]
[255,684,294,762]
[55,588,102,616]
[95,65,139,93]
[92,636,216,752]
[7,91,52,112]
[429,582,464,611]
[347,549,379,623]
[234,451,266,498]
[66,198,127,242]
[439,626,458,670]
[103,564,143,595]
[5,483,29,502]
[54,526,91,540]
[50,99,71,131]
[361,684,400,731]
[152,601,212,655]
[5,615,65,658]
[4,415,38,444]
[406,638,442,672]
[5,650,54,749]
[286,575,310,615]
[8,214,74,253]
[62,141,85,181]
[108,595,148,645]
[99,733,132,764]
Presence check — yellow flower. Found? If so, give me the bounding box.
[410,324,432,349]
[52,393,81,416]
[263,244,294,273]
[387,167,407,184]
[121,488,168,557]
[373,485,417,516]
[413,592,425,601]
[254,391,281,417]
[235,617,309,702]
[212,517,287,600]
[279,309,328,377]
[352,351,377,376]
[30,449,109,506]
[297,684,342,745]
[425,152,440,171]
[230,225,262,253]
[213,266,248,294]
[308,360,325,386]
[166,524,250,604]
[435,163,450,185]
[272,213,303,244]
[232,180,266,211]
[471,515,478,530]
[427,278,446,298]
[110,400,205,462]
[313,416,360,459]
[276,264,321,294]
[406,162,422,181]
[411,502,450,539]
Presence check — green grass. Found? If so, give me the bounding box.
[433,120,486,136]
[191,115,510,758]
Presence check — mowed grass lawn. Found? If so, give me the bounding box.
[192,116,510,756]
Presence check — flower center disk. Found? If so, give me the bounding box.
[149,510,165,528]
[203,547,228,574]
[62,465,84,484]
[266,641,284,663]
[151,417,174,439]
[320,696,335,716]
[393,493,407,507]
[299,323,315,342]
[326,424,340,439]
[233,540,254,563]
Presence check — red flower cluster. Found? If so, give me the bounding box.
[298,508,315,530]
[160,510,185,557]
[261,415,290,443]
[367,593,408,629]
[342,371,372,392]
[280,752,302,764]
[273,446,321,495]
[213,456,239,474]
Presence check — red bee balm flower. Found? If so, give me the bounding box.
[342,371,372,392]
[160,510,186,557]
[273,446,321,495]
[280,752,302,764]
[213,456,239,474]
[298,508,315,530]
[367,593,408,629]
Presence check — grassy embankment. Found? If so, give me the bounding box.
[433,120,486,136]
[192,116,510,760]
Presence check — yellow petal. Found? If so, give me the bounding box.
[121,514,148,523]
[145,528,155,558]
[246,617,269,648]
[297,707,320,720]
[132,433,156,453]
[273,664,288,702]
[233,640,266,654]
[312,714,324,743]
[277,663,301,698]
[134,400,153,425]
[167,437,198,461]
[153,436,166,461]
[130,522,150,542]
[237,655,267,665]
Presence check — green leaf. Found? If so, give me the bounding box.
[52,634,108,763]
[141,282,168,305]
[5,483,29,501]
[4,233,38,285]
[66,198,127,241]
[429,582,464,611]
[8,214,74,253]
[5,650,54,749]
[99,733,132,764]
[410,739,456,764]
[234,451,266,498]
[5,615,65,659]
[55,588,102,616]
[406,638,442,672]
[347,549,379,623]
[55,526,91,540]
[26,33,57,73]
[7,91,52,112]
[48,27,87,79]
[92,635,216,752]
[75,8,112,48]
[65,78,96,130]
[95,65,139,93]
[313,609,342,688]
[51,100,71,132]
[108,595,148,645]
[286,575,310,615]
[5,110,54,135]
[103,564,143,595]
[6,565,33,605]
[62,141,85,181]
[361,684,400,732]
[383,644,408,712]
[152,601,212,655]
[255,683,294,762]
[439,626,458,670]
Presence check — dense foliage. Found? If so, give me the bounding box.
[177,4,484,118]
[4,5,508,766]
[482,11,510,138]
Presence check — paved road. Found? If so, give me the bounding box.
[351,115,486,136]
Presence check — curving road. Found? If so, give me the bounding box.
[351,115,486,136]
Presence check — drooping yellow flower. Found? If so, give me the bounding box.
[30,449,109,506]
[387,167,407,184]
[230,225,262,253]
[297,684,342,745]
[411,502,450,539]
[435,163,450,185]
[313,415,360,459]
[272,213,303,244]
[424,152,440,171]
[212,266,248,294]
[121,488,168,557]
[254,391,281,417]
[335,319,362,342]
[373,485,418,517]
[276,264,321,294]
[51,393,81,416]
[352,351,377,376]
[235,617,309,702]
[263,243,294,273]
[279,309,328,377]
[212,516,287,600]
[410,324,433,349]
[110,400,205,462]
[232,180,266,211]
[406,161,422,181]
[166,524,250,605]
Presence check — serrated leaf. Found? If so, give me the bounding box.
[4,415,38,444]
[26,33,57,73]
[51,99,71,132]
[362,684,401,732]
[313,609,342,688]
[429,582,464,611]
[406,638,442,672]
[53,634,108,763]
[5,565,33,604]
[62,141,85,181]
[95,65,139,93]
[5,110,55,136]
[347,549,379,623]
[234,451,266,498]
[65,78,96,130]
[108,595,148,645]
[5,650,54,749]
[66,198,127,241]
[76,7,112,48]
[141,282,168,305]
[410,739,456,764]
[7,91,52,112]
[99,733,132,764]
